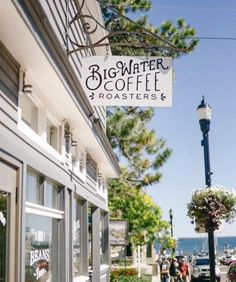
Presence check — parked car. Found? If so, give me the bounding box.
[191,256,220,281]
[222,254,234,265]
[226,256,236,266]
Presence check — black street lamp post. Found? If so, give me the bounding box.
[169,208,173,238]
[197,97,216,282]
[169,208,175,254]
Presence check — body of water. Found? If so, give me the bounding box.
[176,236,236,255]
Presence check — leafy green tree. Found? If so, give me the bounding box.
[102,0,199,249]
[107,107,171,189]
[155,225,177,254]
[100,0,198,57]
[109,176,170,246]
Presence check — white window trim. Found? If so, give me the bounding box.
[18,119,63,162]
[18,71,63,161]
[25,201,64,219]
[96,174,107,198]
[70,138,86,182]
[46,116,60,152]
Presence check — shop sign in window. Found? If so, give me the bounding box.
[25,214,58,282]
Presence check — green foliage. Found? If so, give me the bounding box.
[111,268,151,282]
[111,268,138,278]
[103,0,198,251]
[111,268,147,282]
[109,177,170,246]
[107,107,171,189]
[153,220,176,253]
[100,0,199,57]
[187,186,236,232]
[101,0,151,14]
[112,277,145,282]
[112,276,145,282]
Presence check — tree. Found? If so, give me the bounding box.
[100,0,198,57]
[101,0,199,249]
[155,225,177,254]
[109,176,171,246]
[107,107,171,189]
[103,0,198,189]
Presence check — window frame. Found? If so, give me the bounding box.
[24,170,65,282]
[19,92,39,132]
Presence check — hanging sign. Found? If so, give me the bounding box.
[109,220,128,246]
[81,56,172,107]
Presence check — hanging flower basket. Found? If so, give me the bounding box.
[187,186,236,232]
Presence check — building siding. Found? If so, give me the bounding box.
[0,41,20,106]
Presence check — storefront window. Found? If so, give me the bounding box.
[26,171,63,211]
[72,199,81,278]
[100,212,108,265]
[25,214,59,282]
[25,170,64,282]
[86,155,97,182]
[26,172,41,204]
[88,208,92,270]
[44,182,58,209]
[100,215,104,264]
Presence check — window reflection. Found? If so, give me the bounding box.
[26,172,41,204]
[25,214,59,282]
[73,199,81,278]
[88,208,92,270]
[44,182,58,209]
[100,212,105,265]
[0,192,9,282]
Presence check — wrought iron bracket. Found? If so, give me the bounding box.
[65,0,187,55]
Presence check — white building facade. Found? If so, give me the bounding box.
[0,1,119,281]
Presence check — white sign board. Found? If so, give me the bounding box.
[81,56,172,107]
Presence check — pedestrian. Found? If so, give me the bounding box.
[170,258,180,282]
[160,257,170,282]
[178,257,190,282]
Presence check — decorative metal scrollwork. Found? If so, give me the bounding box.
[65,0,186,55]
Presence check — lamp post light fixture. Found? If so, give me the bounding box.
[197,96,216,282]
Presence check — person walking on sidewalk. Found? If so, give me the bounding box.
[170,258,181,282]
[160,257,170,282]
[178,257,190,282]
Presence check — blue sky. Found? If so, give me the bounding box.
[142,1,236,238]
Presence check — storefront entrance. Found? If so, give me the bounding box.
[0,160,17,282]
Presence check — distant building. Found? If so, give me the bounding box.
[0,1,119,281]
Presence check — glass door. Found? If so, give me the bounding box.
[0,160,17,282]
